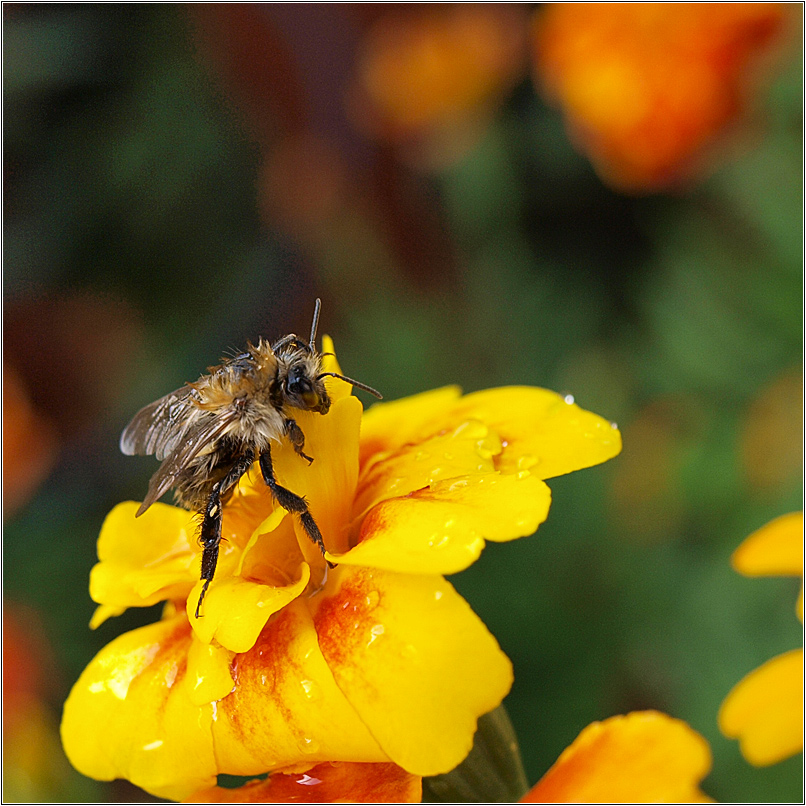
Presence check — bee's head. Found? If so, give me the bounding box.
[284,361,331,415]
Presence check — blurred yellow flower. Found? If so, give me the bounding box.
[521,711,712,803]
[61,339,621,800]
[719,512,804,766]
[533,3,789,191]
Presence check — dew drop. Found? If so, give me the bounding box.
[301,737,320,754]
[564,394,575,404]
[365,590,380,609]
[300,679,317,699]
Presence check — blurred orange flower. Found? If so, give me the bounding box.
[61,339,621,800]
[3,366,58,517]
[4,605,73,802]
[719,512,804,765]
[351,5,527,165]
[533,3,789,191]
[522,711,712,803]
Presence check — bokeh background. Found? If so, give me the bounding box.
[4,4,802,802]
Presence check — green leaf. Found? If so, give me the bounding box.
[422,705,529,803]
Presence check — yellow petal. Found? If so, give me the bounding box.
[732,512,804,577]
[320,335,356,405]
[719,648,804,766]
[185,762,421,803]
[89,502,197,613]
[185,638,235,706]
[359,386,463,468]
[211,598,387,776]
[522,711,712,803]
[310,565,513,776]
[60,614,217,801]
[272,395,363,556]
[187,560,311,654]
[336,472,551,574]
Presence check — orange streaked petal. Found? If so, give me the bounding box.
[336,472,551,575]
[719,648,804,766]
[186,762,421,803]
[522,711,712,803]
[211,598,387,777]
[352,418,501,518]
[311,566,513,776]
[732,512,804,577]
[60,614,217,801]
[89,502,197,613]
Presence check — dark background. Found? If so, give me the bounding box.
[4,5,802,802]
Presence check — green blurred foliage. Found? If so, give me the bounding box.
[4,5,801,803]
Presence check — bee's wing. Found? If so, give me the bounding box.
[136,409,240,516]
[120,386,197,461]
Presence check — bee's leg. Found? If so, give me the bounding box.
[259,447,333,565]
[284,417,313,464]
[195,449,255,618]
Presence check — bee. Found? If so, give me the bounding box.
[120,299,381,618]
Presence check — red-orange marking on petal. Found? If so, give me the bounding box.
[186,761,421,803]
[312,569,381,674]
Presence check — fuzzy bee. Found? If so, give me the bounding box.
[120,299,381,618]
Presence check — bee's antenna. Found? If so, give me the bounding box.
[318,372,383,399]
[310,298,322,347]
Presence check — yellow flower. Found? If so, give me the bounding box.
[61,339,621,800]
[719,512,804,766]
[521,711,712,803]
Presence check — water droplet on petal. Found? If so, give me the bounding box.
[365,589,380,609]
[300,679,317,699]
[564,394,575,405]
[301,737,320,754]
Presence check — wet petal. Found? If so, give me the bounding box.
[719,648,803,766]
[187,557,311,654]
[212,598,387,776]
[732,512,803,577]
[311,566,513,776]
[186,762,421,803]
[60,614,217,801]
[522,711,712,803]
[359,386,621,481]
[352,419,502,518]
[448,387,622,478]
[186,638,235,706]
[89,502,197,615]
[336,472,551,574]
